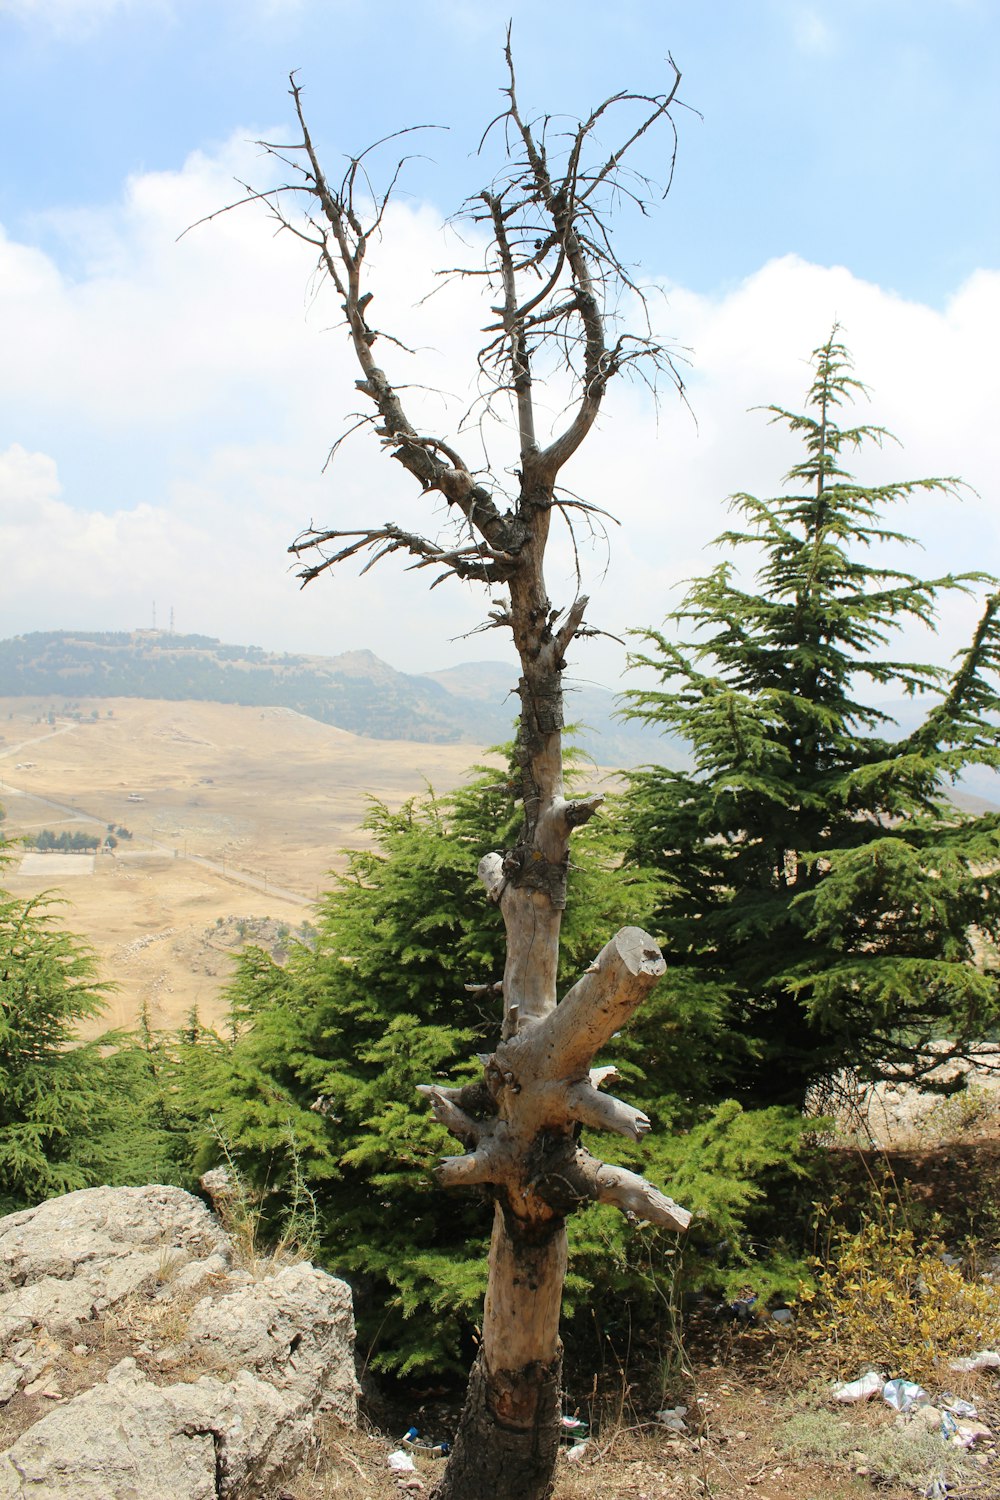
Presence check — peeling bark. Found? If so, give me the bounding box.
[432,1345,562,1500]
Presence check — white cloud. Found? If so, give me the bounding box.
[1,135,997,690]
[0,0,162,36]
[563,253,1000,683]
[781,1,838,55]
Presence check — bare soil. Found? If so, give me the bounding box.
[278,1342,1000,1500]
[0,697,496,1035]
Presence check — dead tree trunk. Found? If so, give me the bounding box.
[223,37,691,1500]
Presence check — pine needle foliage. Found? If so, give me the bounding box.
[195,761,660,1373]
[0,834,204,1207]
[193,755,815,1368]
[0,842,110,1209]
[622,330,1000,1112]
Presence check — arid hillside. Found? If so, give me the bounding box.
[0,697,495,1036]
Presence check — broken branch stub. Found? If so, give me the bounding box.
[552,1151,691,1233]
[515,925,667,1079]
[422,925,689,1235]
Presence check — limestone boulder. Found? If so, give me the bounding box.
[180,1260,359,1425]
[0,1358,307,1499]
[0,1186,358,1499]
[0,1185,231,1403]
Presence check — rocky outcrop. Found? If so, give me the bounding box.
[0,1185,358,1498]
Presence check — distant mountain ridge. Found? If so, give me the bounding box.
[0,630,683,768]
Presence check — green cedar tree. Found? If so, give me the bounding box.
[195,759,807,1368]
[622,331,1000,1113]
[0,840,110,1208]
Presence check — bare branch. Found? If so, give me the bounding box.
[417,1085,484,1143]
[564,1081,651,1141]
[436,1151,495,1189]
[478,851,507,904]
[555,1149,691,1231]
[289,523,518,587]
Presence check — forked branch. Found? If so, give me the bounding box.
[204,53,685,602]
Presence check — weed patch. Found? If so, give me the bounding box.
[804,1201,1000,1383]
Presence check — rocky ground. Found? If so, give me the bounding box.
[0,1185,358,1498]
[2,1112,999,1499]
[292,1084,1000,1500]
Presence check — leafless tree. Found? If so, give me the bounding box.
[223,39,692,1500]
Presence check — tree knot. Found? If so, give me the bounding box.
[501,845,569,908]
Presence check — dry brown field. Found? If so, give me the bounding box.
[0,697,493,1037]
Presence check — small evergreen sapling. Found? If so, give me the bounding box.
[623,331,1000,1111]
[0,842,107,1208]
[197,766,676,1376]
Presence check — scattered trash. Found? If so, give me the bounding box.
[560,1415,588,1434]
[882,1378,928,1412]
[565,1440,589,1462]
[728,1293,758,1323]
[387,1450,416,1473]
[923,1477,950,1499]
[948,1350,1000,1372]
[400,1427,450,1457]
[940,1411,958,1441]
[654,1405,689,1431]
[832,1370,884,1403]
[952,1420,993,1449]
[943,1397,978,1420]
[771,1307,794,1325]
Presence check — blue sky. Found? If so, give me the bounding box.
[2,0,996,304]
[1,0,997,684]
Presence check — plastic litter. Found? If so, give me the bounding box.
[400,1426,450,1458]
[566,1441,589,1462]
[943,1397,978,1419]
[560,1416,588,1434]
[948,1349,1000,1372]
[882,1378,928,1412]
[654,1405,688,1431]
[729,1293,758,1323]
[832,1370,884,1403]
[949,1418,993,1449]
[388,1450,417,1473]
[771,1307,794,1325]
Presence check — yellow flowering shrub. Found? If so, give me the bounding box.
[803,1204,1000,1385]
